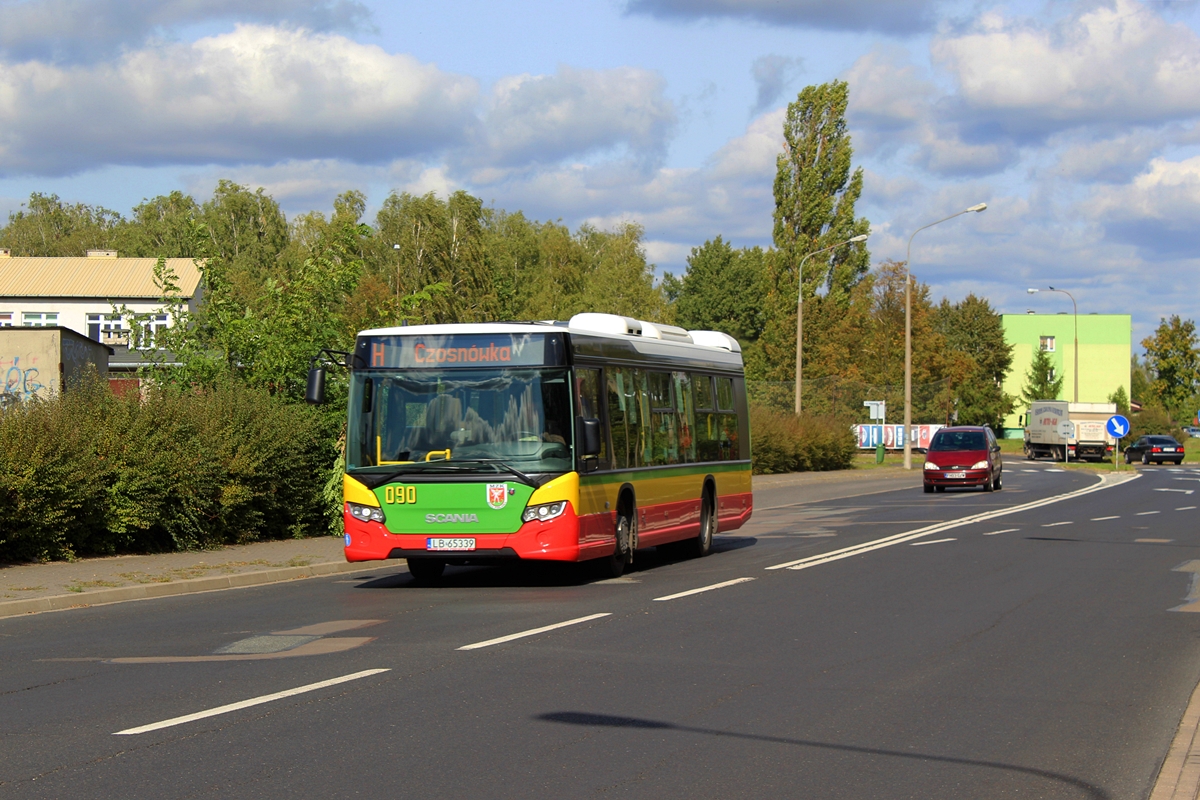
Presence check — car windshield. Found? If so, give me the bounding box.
[1148,436,1179,445]
[930,430,987,451]
[346,367,573,475]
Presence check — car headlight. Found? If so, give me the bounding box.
[346,502,385,523]
[924,462,938,470]
[522,501,568,523]
[971,460,990,469]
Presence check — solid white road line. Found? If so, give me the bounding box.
[457,613,611,651]
[910,538,956,546]
[766,472,1136,572]
[982,528,1019,536]
[1091,516,1120,521]
[114,669,390,735]
[1138,511,1162,516]
[1043,521,1074,527]
[653,577,755,601]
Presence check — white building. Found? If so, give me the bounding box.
[0,249,203,348]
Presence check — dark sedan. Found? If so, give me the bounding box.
[1124,435,1184,465]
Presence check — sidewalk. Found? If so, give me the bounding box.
[0,466,916,619]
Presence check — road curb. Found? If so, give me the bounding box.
[0,560,391,620]
[1151,673,1200,800]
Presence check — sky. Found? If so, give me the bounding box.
[0,0,1198,346]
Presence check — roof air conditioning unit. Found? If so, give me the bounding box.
[639,321,693,343]
[688,331,741,352]
[569,313,642,336]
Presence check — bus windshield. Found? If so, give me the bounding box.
[346,367,573,475]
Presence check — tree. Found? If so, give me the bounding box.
[1108,385,1130,416]
[1131,355,1152,405]
[1142,315,1200,414]
[1020,347,1063,406]
[757,80,871,383]
[932,295,1016,429]
[116,191,202,258]
[0,192,123,256]
[671,237,767,345]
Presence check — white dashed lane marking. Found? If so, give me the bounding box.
[1091,516,1120,521]
[911,538,956,546]
[114,669,390,735]
[1138,511,1162,516]
[457,614,612,651]
[653,578,755,602]
[983,528,1019,536]
[1043,521,1074,527]
[1179,507,1198,511]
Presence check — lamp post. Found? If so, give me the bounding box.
[1027,286,1079,403]
[902,203,988,470]
[794,234,869,414]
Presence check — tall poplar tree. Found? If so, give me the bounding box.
[757,80,871,383]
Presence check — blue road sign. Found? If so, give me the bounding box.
[1106,415,1130,438]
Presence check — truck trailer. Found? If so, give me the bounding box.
[1023,401,1117,462]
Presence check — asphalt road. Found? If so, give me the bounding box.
[4,463,1200,799]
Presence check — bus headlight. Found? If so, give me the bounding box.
[522,501,567,523]
[346,502,385,523]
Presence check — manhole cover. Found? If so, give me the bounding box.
[214,635,319,654]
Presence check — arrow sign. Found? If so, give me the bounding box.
[1106,415,1130,438]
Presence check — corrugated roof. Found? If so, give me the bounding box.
[0,257,203,299]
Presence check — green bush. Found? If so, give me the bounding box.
[0,377,337,562]
[749,405,856,474]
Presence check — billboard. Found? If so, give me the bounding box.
[854,424,944,449]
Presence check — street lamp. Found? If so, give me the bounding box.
[794,234,869,414]
[902,203,988,470]
[1027,286,1078,403]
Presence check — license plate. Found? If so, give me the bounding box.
[945,472,967,479]
[427,537,476,551]
[1164,448,1177,452]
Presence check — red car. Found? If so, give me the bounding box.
[923,426,1003,493]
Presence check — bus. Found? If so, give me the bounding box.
[306,312,752,582]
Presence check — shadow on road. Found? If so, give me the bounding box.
[535,711,1110,799]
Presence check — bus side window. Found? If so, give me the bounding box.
[575,368,608,468]
[674,372,695,463]
[648,371,677,465]
[716,377,737,460]
[607,368,635,469]
[694,375,720,462]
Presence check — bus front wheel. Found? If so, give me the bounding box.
[597,512,634,578]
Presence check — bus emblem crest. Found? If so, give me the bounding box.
[486,484,508,510]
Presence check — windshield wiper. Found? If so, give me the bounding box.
[350,459,541,488]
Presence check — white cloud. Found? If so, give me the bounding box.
[0,0,371,62]
[933,0,1200,137]
[0,25,479,177]
[1086,154,1200,253]
[1051,130,1169,183]
[473,66,677,170]
[624,0,949,34]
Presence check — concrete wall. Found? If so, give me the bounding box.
[0,327,110,404]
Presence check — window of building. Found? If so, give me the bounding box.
[22,312,57,327]
[1049,368,1057,381]
[1040,336,1055,352]
[142,313,169,347]
[0,312,12,327]
[87,313,126,343]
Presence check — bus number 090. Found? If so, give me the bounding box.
[385,486,417,505]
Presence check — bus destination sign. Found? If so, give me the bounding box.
[356,332,565,369]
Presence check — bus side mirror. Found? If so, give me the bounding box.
[306,367,326,405]
[577,417,601,458]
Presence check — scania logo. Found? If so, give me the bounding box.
[425,513,479,524]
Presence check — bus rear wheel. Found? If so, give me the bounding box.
[681,491,716,558]
[407,558,445,584]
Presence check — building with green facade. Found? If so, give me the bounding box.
[1000,313,1131,436]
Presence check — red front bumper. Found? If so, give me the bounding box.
[923,468,991,488]
[343,502,595,563]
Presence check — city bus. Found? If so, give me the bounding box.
[306,312,752,582]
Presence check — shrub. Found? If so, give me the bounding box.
[750,405,856,474]
[0,377,336,563]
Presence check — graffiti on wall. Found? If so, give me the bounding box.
[1,354,44,406]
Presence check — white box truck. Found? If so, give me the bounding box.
[1023,401,1117,462]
